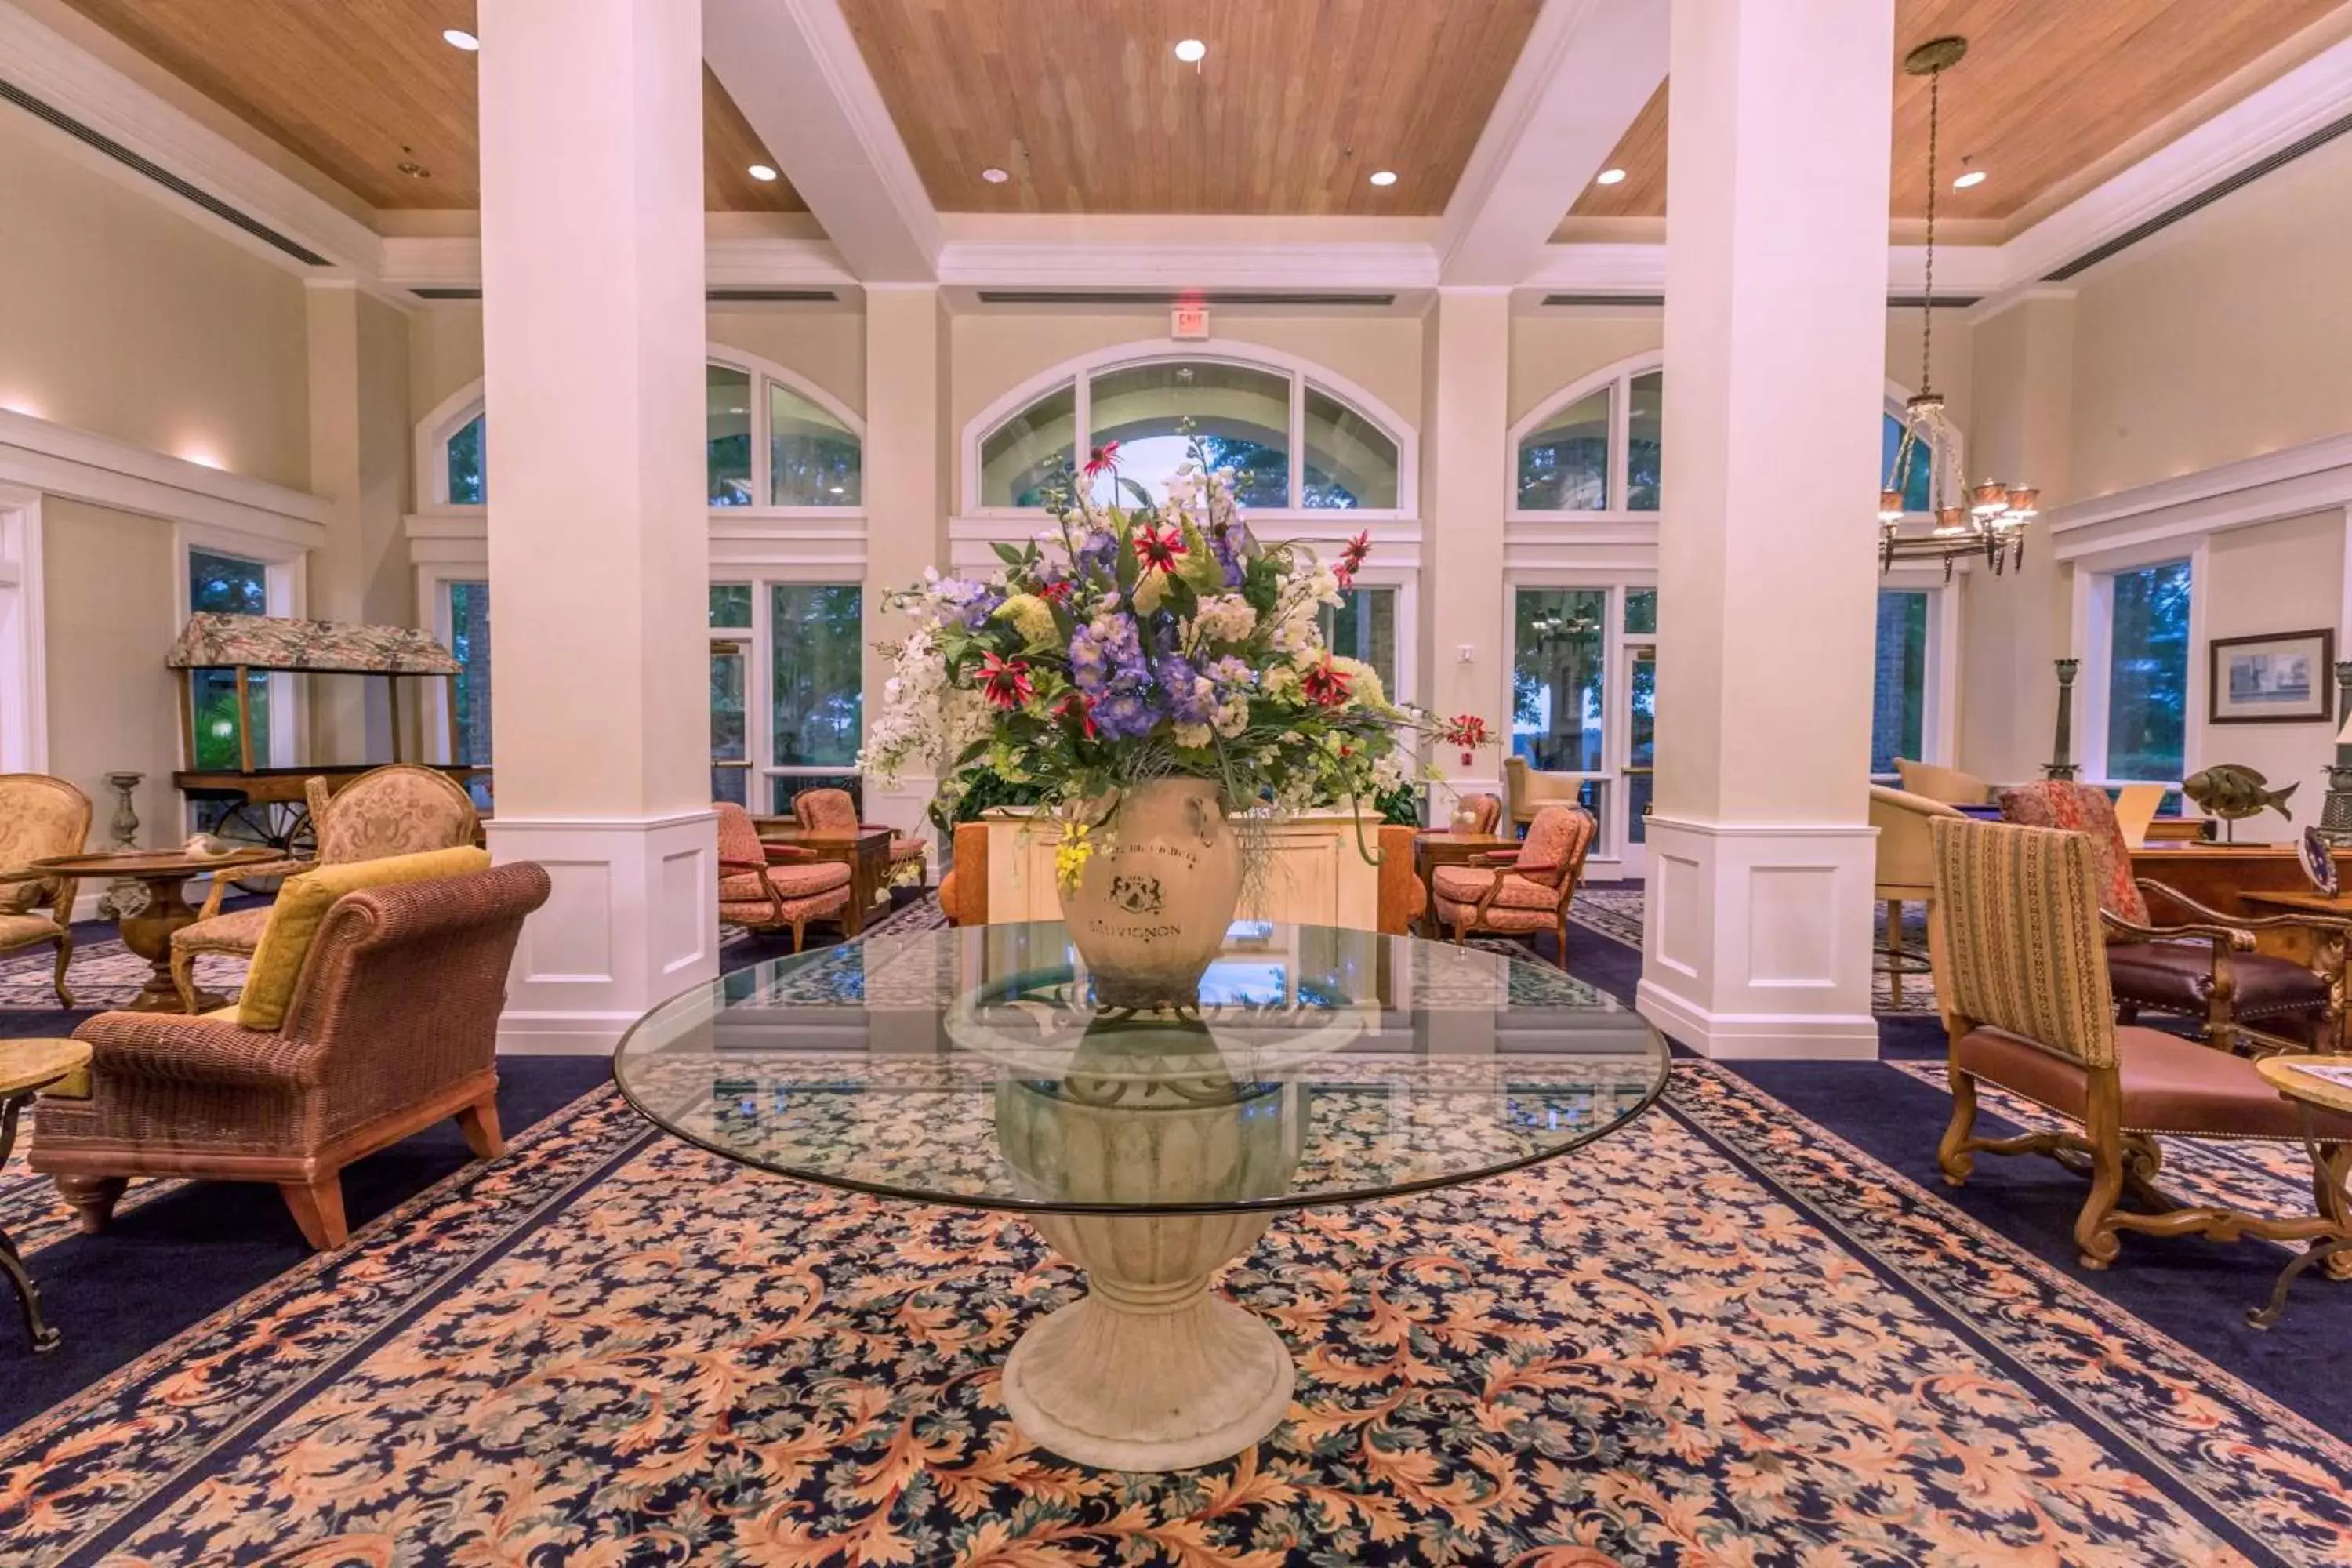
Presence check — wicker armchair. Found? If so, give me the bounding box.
[33,861,548,1250]
[0,775,92,1007]
[790,787,927,882]
[2000,781,2343,1054]
[171,764,479,1014]
[717,802,851,952]
[1931,817,2352,1271]
[1430,804,1596,965]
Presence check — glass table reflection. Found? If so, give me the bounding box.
[615,920,1666,1472]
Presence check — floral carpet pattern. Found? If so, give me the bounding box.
[3,1065,2345,1566]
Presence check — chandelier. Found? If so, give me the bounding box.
[1880,36,2036,579]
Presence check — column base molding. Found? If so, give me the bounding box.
[486,810,720,1055]
[1635,814,1880,1062]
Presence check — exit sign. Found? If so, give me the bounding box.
[1171,303,1210,339]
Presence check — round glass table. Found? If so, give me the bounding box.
[615,920,1668,1472]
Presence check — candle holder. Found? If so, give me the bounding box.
[94,771,149,919]
[2321,662,2352,845]
[2044,659,2080,782]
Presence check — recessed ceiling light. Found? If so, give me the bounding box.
[747,163,779,182]
[982,166,1010,184]
[1953,169,1987,189]
[1595,167,1627,186]
[397,161,431,180]
[1174,38,1207,63]
[441,27,479,51]
[1368,169,1397,187]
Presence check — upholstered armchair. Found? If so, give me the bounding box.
[789,787,927,884]
[1896,757,1992,806]
[0,775,92,1007]
[1504,757,1584,833]
[1871,785,1965,1007]
[171,764,479,1014]
[34,855,545,1250]
[2000,781,2343,1054]
[1430,804,1596,965]
[1930,816,2352,1271]
[717,801,851,951]
[1444,792,1504,836]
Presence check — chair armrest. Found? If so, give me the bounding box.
[718,857,771,877]
[763,844,814,862]
[73,1012,324,1089]
[2139,878,2352,935]
[2100,909,2256,952]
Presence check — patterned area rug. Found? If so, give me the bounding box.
[3,1065,2343,1566]
[1571,887,1941,1015]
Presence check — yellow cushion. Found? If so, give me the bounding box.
[238,846,491,1032]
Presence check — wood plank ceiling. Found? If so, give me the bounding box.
[842,0,1541,215]
[1571,0,2345,224]
[52,0,808,213]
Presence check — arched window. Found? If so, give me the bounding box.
[420,352,862,510]
[971,346,1407,514]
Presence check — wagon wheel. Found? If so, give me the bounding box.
[216,800,316,858]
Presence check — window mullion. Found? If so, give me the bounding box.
[1289,375,1305,510]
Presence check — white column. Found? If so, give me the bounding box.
[860,285,948,860]
[1639,0,1896,1059]
[477,0,717,1051]
[1420,288,1512,806]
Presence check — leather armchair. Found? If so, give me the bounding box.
[1504,757,1584,832]
[1870,785,1965,1006]
[34,862,549,1250]
[1895,757,1991,806]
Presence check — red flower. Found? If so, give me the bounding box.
[1133,523,1186,575]
[1439,711,1492,766]
[1301,658,1351,708]
[1082,441,1123,478]
[1336,530,1372,587]
[980,652,1034,710]
[1054,691,1098,739]
[1037,577,1074,604]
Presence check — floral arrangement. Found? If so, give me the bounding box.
[861,443,1450,887]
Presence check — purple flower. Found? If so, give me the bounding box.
[1069,612,1145,694]
[1093,689,1162,739]
[1153,652,1216,725]
[1203,655,1255,692]
[1075,528,1120,579]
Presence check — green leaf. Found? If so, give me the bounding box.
[992,541,1029,568]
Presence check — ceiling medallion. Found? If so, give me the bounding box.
[1880,35,2035,581]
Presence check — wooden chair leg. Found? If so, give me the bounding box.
[456,1096,504,1160]
[2074,1095,2126,1270]
[1937,1070,1980,1186]
[51,932,74,1009]
[1886,898,1904,1007]
[169,946,198,1016]
[1555,915,1570,970]
[280,1176,348,1250]
[54,1174,126,1235]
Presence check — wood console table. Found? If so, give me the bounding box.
[2128,844,2352,919]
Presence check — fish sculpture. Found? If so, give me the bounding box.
[2183,764,2297,822]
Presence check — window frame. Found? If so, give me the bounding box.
[1871,568,1962,776]
[2074,539,2206,789]
[174,521,306,772]
[1499,574,1655,866]
[413,347,866,518]
[964,340,1413,522]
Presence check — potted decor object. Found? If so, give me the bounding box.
[863,440,1473,1001]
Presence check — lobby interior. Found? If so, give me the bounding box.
[4,0,2352,1561]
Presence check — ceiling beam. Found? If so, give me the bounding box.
[1436,0,1668,286]
[702,0,940,282]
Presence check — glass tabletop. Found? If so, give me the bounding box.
[613,920,1668,1218]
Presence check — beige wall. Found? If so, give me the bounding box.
[408,303,487,429]
[2070,132,2352,503]
[0,114,310,490]
[2200,510,2345,842]
[39,499,183,839]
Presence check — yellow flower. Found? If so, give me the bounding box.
[992,593,1058,650]
[1054,820,1094,893]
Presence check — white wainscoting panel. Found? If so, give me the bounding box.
[487,810,720,1054]
[1635,816,1878,1060]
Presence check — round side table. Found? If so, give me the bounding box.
[0,1037,93,1352]
[2249,1054,2352,1330]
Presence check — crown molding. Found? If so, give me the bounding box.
[935,240,1440,293]
[379,234,859,295]
[0,407,328,546]
[2047,430,2352,557]
[0,0,379,278]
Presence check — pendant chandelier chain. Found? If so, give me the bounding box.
[1921,64,1938,396]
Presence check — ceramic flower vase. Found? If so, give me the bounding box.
[1058,776,1242,1007]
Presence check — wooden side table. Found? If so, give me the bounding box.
[1410,832,1514,934]
[757,828,891,936]
[2249,1054,2352,1329]
[0,1037,92,1352]
[34,848,278,1012]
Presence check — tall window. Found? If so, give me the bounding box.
[1318,586,1397,696]
[187,549,270,770]
[770,585,864,812]
[1871,590,1929,775]
[1512,590,1607,772]
[440,358,860,510]
[2105,560,2192,782]
[977,357,1402,512]
[1516,387,1610,510]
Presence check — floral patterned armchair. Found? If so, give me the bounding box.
[790,787,927,883]
[170,764,478,1013]
[1430,804,1596,966]
[717,802,852,952]
[0,775,92,1006]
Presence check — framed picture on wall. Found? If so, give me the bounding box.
[2209,629,2336,724]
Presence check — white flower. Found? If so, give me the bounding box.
[1330,656,1386,707]
[1212,695,1250,738]
[1190,594,1257,646]
[1173,722,1213,749]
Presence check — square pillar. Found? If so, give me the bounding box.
[1420,288,1512,807]
[1639,0,1896,1059]
[477,0,717,1051]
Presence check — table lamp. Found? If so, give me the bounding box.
[2323,662,2352,844]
